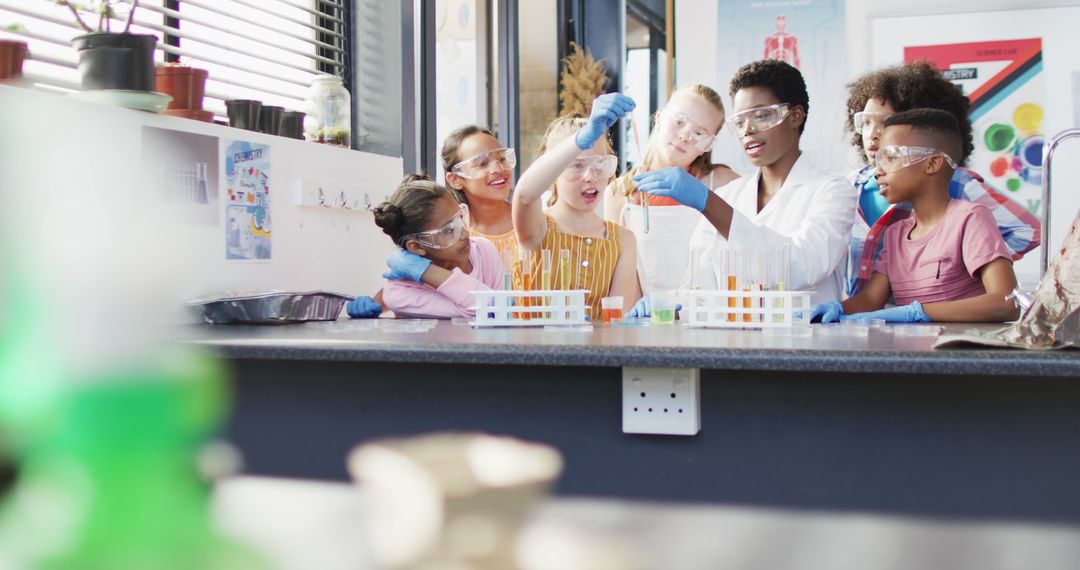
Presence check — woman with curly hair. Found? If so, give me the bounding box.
[844,61,1040,296]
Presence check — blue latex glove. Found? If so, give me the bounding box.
[575,93,636,150]
[383,249,432,283]
[627,296,683,318]
[346,296,382,318]
[633,167,709,212]
[840,301,930,324]
[802,300,844,324]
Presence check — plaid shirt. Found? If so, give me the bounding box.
[847,165,1041,296]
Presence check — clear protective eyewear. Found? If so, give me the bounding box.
[563,154,618,181]
[660,111,716,151]
[728,103,791,134]
[875,145,958,174]
[398,204,470,249]
[853,111,894,136]
[451,148,517,179]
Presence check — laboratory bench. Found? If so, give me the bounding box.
[181,320,1080,529]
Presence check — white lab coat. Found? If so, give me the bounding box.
[621,171,717,294]
[687,154,857,305]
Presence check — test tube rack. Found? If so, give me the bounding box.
[681,289,812,329]
[471,290,589,327]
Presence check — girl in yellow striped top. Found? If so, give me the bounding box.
[512,95,641,318]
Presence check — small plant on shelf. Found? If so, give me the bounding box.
[53,0,140,34]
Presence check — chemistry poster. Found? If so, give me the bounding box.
[714,0,847,173]
[224,140,272,261]
[904,39,1045,216]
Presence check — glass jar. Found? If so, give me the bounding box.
[305,75,351,148]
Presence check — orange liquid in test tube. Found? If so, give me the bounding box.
[742,289,752,323]
[520,272,533,320]
[726,275,737,322]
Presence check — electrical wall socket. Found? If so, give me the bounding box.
[622,367,701,436]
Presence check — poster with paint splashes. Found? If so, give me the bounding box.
[904,39,1044,218]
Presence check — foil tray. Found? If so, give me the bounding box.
[186,289,353,325]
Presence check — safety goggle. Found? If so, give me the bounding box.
[660,111,716,151]
[853,111,894,135]
[397,204,470,249]
[875,145,958,174]
[563,154,618,181]
[728,103,790,134]
[451,148,517,179]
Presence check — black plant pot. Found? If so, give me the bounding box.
[72,33,157,91]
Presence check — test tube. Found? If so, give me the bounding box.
[689,244,703,291]
[541,249,552,290]
[629,117,649,234]
[719,248,736,323]
[753,248,769,323]
[773,243,790,323]
[518,246,534,320]
[739,249,753,323]
[558,249,572,290]
[501,249,514,291]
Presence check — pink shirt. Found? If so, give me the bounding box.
[383,237,505,319]
[874,200,1013,306]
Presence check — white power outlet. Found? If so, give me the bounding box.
[622,367,701,436]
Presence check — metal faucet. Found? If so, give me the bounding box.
[1041,128,1080,277]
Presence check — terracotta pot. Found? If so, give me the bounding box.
[0,40,28,80]
[155,65,208,110]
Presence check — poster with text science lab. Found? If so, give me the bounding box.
[905,38,1044,217]
[225,140,271,261]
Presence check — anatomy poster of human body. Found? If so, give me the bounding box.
[224,140,272,261]
[714,0,847,174]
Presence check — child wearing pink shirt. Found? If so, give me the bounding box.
[810,109,1020,323]
[371,175,505,319]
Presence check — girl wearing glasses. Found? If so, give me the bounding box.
[844,61,1040,297]
[442,125,520,266]
[631,60,856,310]
[346,126,517,318]
[370,174,505,319]
[604,84,739,294]
[513,94,641,318]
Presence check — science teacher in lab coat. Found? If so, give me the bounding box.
[630,60,856,312]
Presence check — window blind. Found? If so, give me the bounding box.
[0,0,348,120]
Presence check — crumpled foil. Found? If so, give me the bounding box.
[186,289,353,325]
[995,210,1080,349]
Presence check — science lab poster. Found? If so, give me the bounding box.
[714,0,847,174]
[904,39,1045,217]
[224,140,272,261]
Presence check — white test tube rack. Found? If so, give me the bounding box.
[471,290,589,327]
[681,289,812,329]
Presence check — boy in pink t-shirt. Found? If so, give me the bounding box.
[810,109,1020,323]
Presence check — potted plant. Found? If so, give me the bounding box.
[156,61,211,120]
[55,0,157,91]
[0,24,29,82]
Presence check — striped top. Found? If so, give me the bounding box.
[528,215,621,318]
[470,227,522,290]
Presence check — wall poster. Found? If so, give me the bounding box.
[714,0,848,174]
[904,39,1045,216]
[224,140,272,261]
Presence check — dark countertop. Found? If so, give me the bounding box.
[176,319,1080,377]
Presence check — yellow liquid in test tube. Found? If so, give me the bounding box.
[726,275,737,322]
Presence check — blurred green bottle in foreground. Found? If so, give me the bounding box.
[0,345,266,570]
